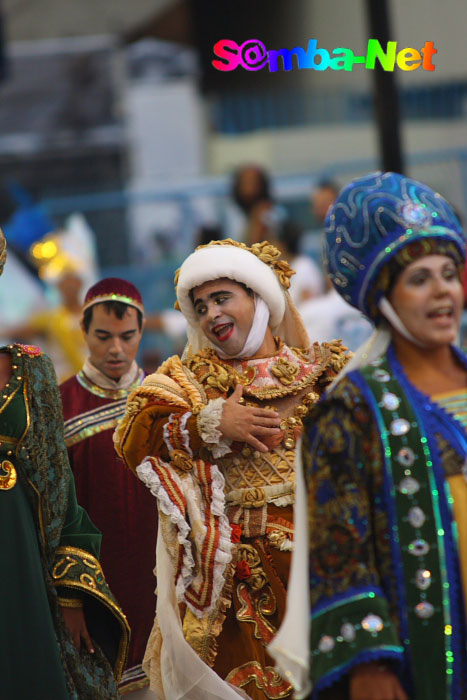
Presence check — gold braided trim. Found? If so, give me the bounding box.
[57,596,83,608]
[317,339,350,377]
[131,382,189,408]
[65,418,121,447]
[161,355,205,409]
[115,366,192,460]
[115,356,207,461]
[183,564,234,668]
[142,355,204,409]
[226,482,294,508]
[77,368,144,400]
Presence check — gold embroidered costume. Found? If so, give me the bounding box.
[115,239,348,699]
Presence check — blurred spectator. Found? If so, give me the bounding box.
[273,219,324,306]
[229,163,278,244]
[300,277,373,351]
[301,179,374,349]
[232,164,272,217]
[7,266,86,382]
[311,179,340,224]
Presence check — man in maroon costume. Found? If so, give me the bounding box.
[60,278,158,696]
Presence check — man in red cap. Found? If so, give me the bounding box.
[60,278,158,697]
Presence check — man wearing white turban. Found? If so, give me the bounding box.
[115,239,348,700]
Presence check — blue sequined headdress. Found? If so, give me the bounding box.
[324,171,465,320]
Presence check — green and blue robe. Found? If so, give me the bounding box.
[304,344,467,699]
[0,344,129,700]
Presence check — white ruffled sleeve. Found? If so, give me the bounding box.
[197,397,232,459]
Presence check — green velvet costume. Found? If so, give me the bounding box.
[0,344,129,699]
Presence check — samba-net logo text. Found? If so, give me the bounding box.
[212,39,437,73]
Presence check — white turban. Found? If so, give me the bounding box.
[175,242,310,356]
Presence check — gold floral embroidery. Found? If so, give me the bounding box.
[270,358,300,385]
[188,355,235,394]
[187,345,330,401]
[241,487,267,509]
[289,346,311,362]
[236,544,268,592]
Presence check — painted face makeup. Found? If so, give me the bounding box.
[192,278,256,357]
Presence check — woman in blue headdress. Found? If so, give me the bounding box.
[303,172,467,700]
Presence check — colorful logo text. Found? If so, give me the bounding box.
[212,39,437,73]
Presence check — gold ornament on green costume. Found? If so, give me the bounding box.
[0,460,17,490]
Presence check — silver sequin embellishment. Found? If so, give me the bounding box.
[415,569,432,590]
[399,477,420,496]
[390,418,411,436]
[397,447,415,467]
[382,392,400,411]
[414,601,435,619]
[318,635,335,653]
[401,201,432,227]
[409,539,430,556]
[373,369,390,382]
[361,614,384,633]
[341,623,356,642]
[408,506,426,528]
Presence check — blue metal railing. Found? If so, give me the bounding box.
[211,80,467,134]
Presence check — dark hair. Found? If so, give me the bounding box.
[231,165,272,214]
[82,300,143,333]
[196,225,224,248]
[315,179,340,196]
[277,219,303,256]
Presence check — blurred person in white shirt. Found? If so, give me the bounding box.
[273,219,325,307]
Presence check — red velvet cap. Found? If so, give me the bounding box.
[83,277,144,315]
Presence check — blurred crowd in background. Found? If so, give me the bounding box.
[0,0,466,378]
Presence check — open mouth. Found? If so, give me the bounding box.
[427,306,454,320]
[212,322,234,342]
[427,306,456,325]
